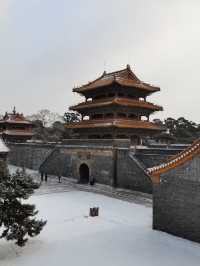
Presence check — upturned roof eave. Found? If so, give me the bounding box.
[66,124,163,131]
[2,130,34,136]
[0,120,33,125]
[147,138,200,181]
[73,79,160,93]
[69,98,163,112]
[65,119,163,131]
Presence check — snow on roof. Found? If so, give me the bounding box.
[0,138,9,153]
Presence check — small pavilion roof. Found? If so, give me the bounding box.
[73,65,160,94]
[2,130,34,136]
[66,118,163,131]
[0,120,32,125]
[70,97,163,112]
[147,138,200,183]
[0,108,33,125]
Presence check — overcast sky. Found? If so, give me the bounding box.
[0,0,200,122]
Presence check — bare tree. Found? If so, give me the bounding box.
[27,109,63,127]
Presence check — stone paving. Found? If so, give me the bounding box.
[9,165,152,207]
[36,174,152,207]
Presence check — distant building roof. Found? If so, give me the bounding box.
[0,107,33,125]
[2,130,34,136]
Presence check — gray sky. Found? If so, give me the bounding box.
[0,0,200,122]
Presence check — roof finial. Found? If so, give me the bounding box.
[13,106,16,114]
[103,60,107,73]
[126,64,131,70]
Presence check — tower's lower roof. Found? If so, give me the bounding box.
[66,119,163,131]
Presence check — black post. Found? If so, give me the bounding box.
[41,172,44,182]
[112,148,118,187]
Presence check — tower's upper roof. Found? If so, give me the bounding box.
[73,65,160,94]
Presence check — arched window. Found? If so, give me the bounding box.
[141,116,148,121]
[86,98,92,102]
[83,115,89,120]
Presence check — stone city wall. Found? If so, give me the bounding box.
[116,149,152,193]
[153,156,200,243]
[39,145,115,185]
[8,142,56,170]
[8,141,185,194]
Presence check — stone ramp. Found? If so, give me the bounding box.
[35,174,152,207]
[116,150,153,194]
[39,147,66,175]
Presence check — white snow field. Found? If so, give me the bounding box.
[1,165,200,266]
[1,191,200,266]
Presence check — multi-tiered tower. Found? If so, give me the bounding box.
[67,65,163,144]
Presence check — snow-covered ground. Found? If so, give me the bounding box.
[1,165,200,265]
[1,190,200,266]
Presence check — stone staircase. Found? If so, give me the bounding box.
[129,151,148,172]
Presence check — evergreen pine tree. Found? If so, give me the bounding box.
[0,161,47,247]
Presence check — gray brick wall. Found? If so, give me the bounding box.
[8,143,55,170]
[116,149,152,193]
[7,141,185,194]
[40,146,114,185]
[153,155,200,243]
